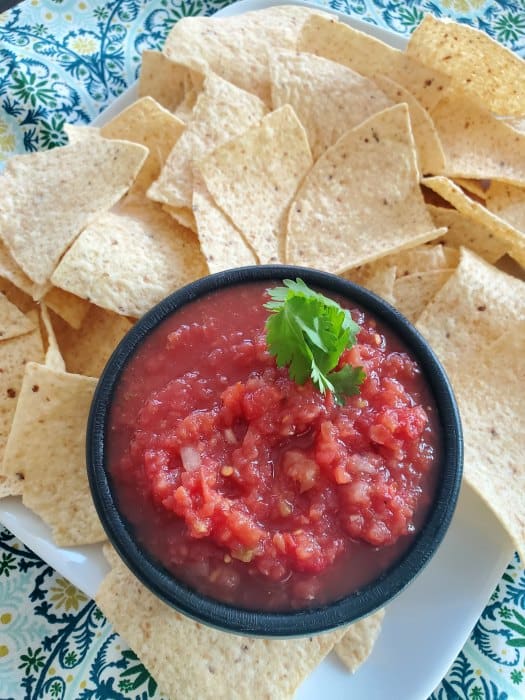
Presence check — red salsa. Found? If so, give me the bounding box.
[108,282,440,611]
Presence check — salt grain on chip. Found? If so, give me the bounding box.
[287,104,444,272]
[2,362,105,546]
[198,104,313,264]
[0,138,148,285]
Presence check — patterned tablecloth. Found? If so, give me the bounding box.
[0,1,524,698]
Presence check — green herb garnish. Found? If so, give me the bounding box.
[265,278,366,405]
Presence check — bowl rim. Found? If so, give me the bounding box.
[87,264,463,637]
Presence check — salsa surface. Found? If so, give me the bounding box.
[108,282,440,611]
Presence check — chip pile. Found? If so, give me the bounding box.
[0,6,524,698]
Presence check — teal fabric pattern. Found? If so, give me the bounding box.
[0,1,524,698]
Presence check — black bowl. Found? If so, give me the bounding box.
[87,265,463,637]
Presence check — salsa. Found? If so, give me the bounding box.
[108,282,440,611]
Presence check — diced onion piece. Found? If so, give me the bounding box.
[180,445,201,471]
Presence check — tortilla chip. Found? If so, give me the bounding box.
[453,179,490,200]
[0,240,47,300]
[486,181,525,234]
[162,204,197,232]
[335,609,385,673]
[100,97,185,195]
[43,287,91,330]
[162,6,330,106]
[0,277,37,315]
[2,362,105,546]
[297,15,449,112]
[97,556,345,700]
[416,247,525,379]
[423,176,525,263]
[64,124,100,145]
[198,105,313,264]
[0,292,36,342]
[394,269,454,323]
[51,306,132,378]
[39,304,66,373]
[373,75,445,175]
[0,326,44,496]
[427,204,507,264]
[193,174,258,272]
[269,49,392,160]
[407,15,525,116]
[345,263,397,305]
[430,96,525,185]
[148,72,267,211]
[454,329,524,560]
[138,50,204,113]
[51,202,208,319]
[287,105,444,272]
[0,139,148,285]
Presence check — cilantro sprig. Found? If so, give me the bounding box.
[265,279,366,405]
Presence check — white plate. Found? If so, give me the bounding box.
[0,1,515,698]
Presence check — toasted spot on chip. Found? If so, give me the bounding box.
[423,176,525,264]
[163,6,331,105]
[428,204,507,264]
[0,326,44,496]
[0,139,148,285]
[2,362,105,546]
[139,50,204,113]
[148,72,267,212]
[269,49,393,160]
[51,202,208,319]
[0,292,36,342]
[198,105,313,264]
[297,15,449,112]
[407,15,525,116]
[193,173,258,272]
[287,104,444,273]
[96,555,345,700]
[51,306,132,378]
[430,96,525,185]
[100,96,186,195]
[335,609,385,673]
[43,287,91,330]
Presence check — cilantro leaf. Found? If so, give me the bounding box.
[265,279,365,403]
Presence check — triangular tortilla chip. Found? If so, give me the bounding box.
[297,15,449,112]
[193,174,258,273]
[430,96,525,185]
[427,204,507,264]
[40,304,66,373]
[393,269,454,323]
[407,15,525,116]
[286,105,444,272]
[0,277,36,315]
[0,293,36,342]
[0,240,46,300]
[423,176,525,264]
[100,96,185,195]
[51,202,208,318]
[138,50,204,113]
[335,609,385,673]
[97,555,344,700]
[43,287,91,329]
[486,181,525,234]
[0,139,148,284]
[198,105,313,264]
[269,49,392,160]
[51,306,132,378]
[162,6,331,105]
[2,362,105,546]
[64,124,100,145]
[0,324,44,497]
[148,72,267,211]
[373,75,445,175]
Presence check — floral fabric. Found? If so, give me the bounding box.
[0,1,524,698]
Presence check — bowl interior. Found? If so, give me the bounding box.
[87,265,463,637]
